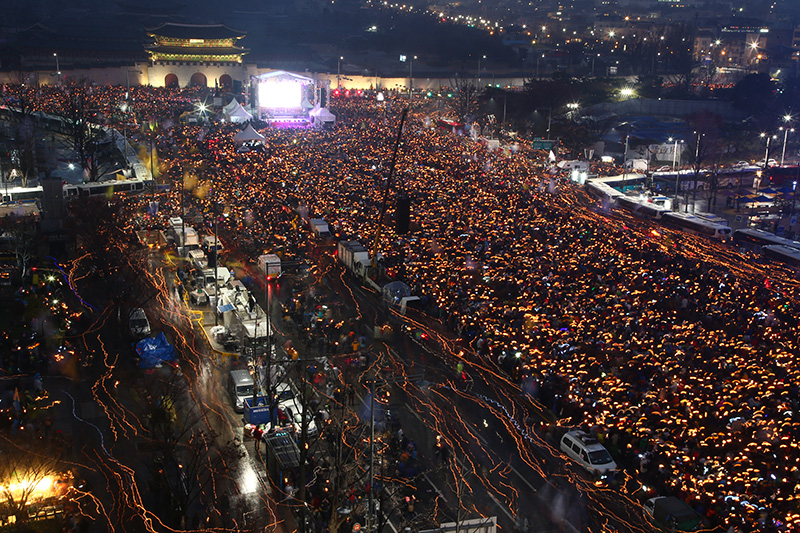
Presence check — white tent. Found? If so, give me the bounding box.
[223,98,240,113]
[309,105,335,126]
[233,124,265,144]
[225,101,253,123]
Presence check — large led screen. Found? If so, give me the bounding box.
[258,81,302,109]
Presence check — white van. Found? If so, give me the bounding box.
[229,369,255,412]
[557,160,589,172]
[559,430,617,476]
[129,308,151,339]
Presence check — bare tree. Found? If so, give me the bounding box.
[448,76,480,124]
[685,111,723,211]
[0,213,38,278]
[54,81,121,182]
[3,82,39,187]
[0,432,64,523]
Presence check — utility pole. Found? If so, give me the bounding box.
[622,133,629,192]
[213,173,219,326]
[371,109,408,278]
[409,56,416,102]
[366,373,424,533]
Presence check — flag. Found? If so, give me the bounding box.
[548,150,556,162]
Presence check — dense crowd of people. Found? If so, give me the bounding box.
[153,93,798,532]
[5,83,798,531]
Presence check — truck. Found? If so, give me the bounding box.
[644,497,702,532]
[257,254,282,280]
[187,249,207,271]
[174,226,200,250]
[202,267,231,288]
[309,218,332,238]
[624,158,649,172]
[557,160,590,172]
[219,286,271,357]
[338,240,371,277]
[244,396,274,425]
[202,235,224,254]
[136,229,168,249]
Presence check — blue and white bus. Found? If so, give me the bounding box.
[662,212,732,240]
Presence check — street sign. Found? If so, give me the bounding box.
[353,523,361,532]
[532,139,554,150]
[792,216,797,225]
[777,226,785,235]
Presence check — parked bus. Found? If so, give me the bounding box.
[694,212,729,226]
[762,245,800,268]
[4,179,152,202]
[662,212,732,240]
[732,229,800,252]
[616,196,671,220]
[585,181,623,205]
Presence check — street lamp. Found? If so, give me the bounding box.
[478,54,486,86]
[760,132,778,172]
[780,114,794,166]
[533,107,551,138]
[53,52,60,75]
[408,55,417,102]
[122,69,143,164]
[669,137,684,206]
[337,56,343,88]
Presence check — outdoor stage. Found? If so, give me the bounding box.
[253,70,334,128]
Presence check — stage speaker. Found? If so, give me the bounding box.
[396,195,410,234]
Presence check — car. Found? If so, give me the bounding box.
[644,496,702,531]
[274,382,295,403]
[733,161,752,168]
[559,430,617,476]
[281,404,318,436]
[755,159,778,168]
[655,165,672,172]
[128,308,151,339]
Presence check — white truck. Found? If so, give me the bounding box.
[219,286,271,357]
[624,159,649,172]
[168,217,200,251]
[202,235,224,254]
[338,240,371,277]
[557,160,590,172]
[309,218,332,238]
[187,249,207,271]
[202,267,231,288]
[257,254,282,280]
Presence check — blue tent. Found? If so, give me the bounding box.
[135,332,176,368]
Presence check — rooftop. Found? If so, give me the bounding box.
[146,23,246,40]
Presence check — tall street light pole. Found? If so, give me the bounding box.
[213,173,219,326]
[477,54,486,86]
[780,115,794,166]
[409,55,417,102]
[692,130,704,212]
[337,56,343,88]
[669,137,683,207]
[760,132,774,172]
[622,132,630,192]
[792,179,797,233]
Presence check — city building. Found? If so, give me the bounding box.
[145,23,249,91]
